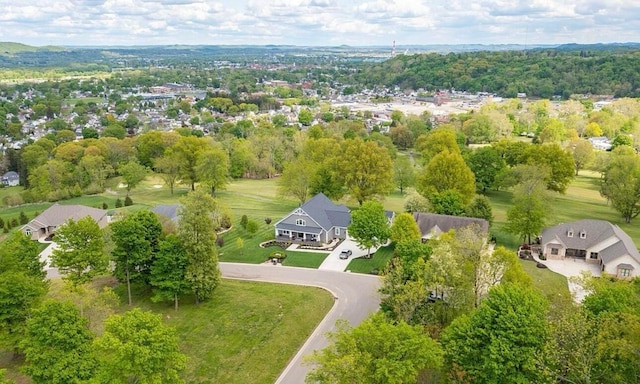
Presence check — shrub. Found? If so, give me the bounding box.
[84,183,104,195]
[115,198,123,208]
[4,193,24,207]
[246,220,259,237]
[269,250,287,261]
[240,214,248,230]
[10,218,18,228]
[102,202,108,210]
[19,211,28,225]
[264,217,272,225]
[0,218,4,229]
[124,196,133,206]
[216,236,225,247]
[220,212,232,229]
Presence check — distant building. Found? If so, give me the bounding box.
[1,171,19,187]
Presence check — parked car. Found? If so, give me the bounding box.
[339,249,352,259]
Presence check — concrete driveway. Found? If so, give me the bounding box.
[220,262,381,384]
[318,238,378,271]
[533,253,601,302]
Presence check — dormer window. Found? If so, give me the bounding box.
[580,231,586,239]
[567,230,573,238]
[296,219,305,226]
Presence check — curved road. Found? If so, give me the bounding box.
[220,263,382,384]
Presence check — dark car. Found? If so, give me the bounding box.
[339,249,352,259]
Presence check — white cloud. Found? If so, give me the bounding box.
[0,0,638,46]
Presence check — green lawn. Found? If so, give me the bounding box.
[347,243,395,274]
[1,278,334,384]
[519,259,571,302]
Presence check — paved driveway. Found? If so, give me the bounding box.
[220,262,381,384]
[533,253,601,302]
[318,238,378,271]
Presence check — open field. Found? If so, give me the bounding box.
[1,278,334,384]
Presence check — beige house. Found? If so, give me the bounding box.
[540,220,640,279]
[21,204,110,240]
[413,212,489,241]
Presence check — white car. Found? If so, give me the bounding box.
[339,249,352,259]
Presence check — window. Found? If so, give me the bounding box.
[580,231,586,239]
[590,252,599,259]
[551,248,559,255]
[335,227,340,235]
[567,230,573,238]
[620,268,631,277]
[295,219,305,226]
[25,228,32,236]
[281,230,290,235]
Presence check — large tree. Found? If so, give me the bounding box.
[347,201,390,258]
[570,139,595,176]
[110,217,152,306]
[441,283,548,384]
[174,136,210,190]
[392,155,415,195]
[154,150,181,195]
[306,313,443,384]
[600,150,640,223]
[94,308,186,384]
[119,160,148,195]
[465,146,506,192]
[389,212,422,244]
[339,138,393,205]
[0,232,45,279]
[196,147,229,195]
[506,175,548,244]
[51,216,107,288]
[150,234,191,311]
[278,158,315,205]
[417,150,476,204]
[178,190,221,303]
[21,301,96,384]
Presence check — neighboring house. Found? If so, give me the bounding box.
[274,193,351,244]
[1,171,19,187]
[540,219,640,279]
[413,212,489,241]
[151,204,180,223]
[21,204,110,240]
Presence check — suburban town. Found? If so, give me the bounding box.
[1,2,640,383]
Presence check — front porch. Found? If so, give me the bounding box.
[275,230,322,246]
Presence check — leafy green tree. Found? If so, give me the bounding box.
[306,313,443,384]
[51,216,107,288]
[178,190,221,303]
[150,235,190,311]
[465,195,493,226]
[298,108,313,126]
[102,123,126,139]
[119,160,148,195]
[110,217,152,306]
[600,150,640,223]
[0,231,45,279]
[392,156,415,194]
[430,190,467,216]
[0,272,47,353]
[278,158,315,205]
[94,308,186,384]
[154,150,181,195]
[339,138,393,205]
[390,212,422,244]
[417,150,476,204]
[21,301,96,384]
[196,147,229,195]
[174,136,209,191]
[403,192,431,213]
[441,283,547,384]
[415,128,460,162]
[611,134,633,151]
[524,143,575,193]
[348,201,390,258]
[465,146,506,192]
[506,176,548,244]
[570,139,595,175]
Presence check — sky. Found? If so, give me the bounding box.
[0,0,639,47]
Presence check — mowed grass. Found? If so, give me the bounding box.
[519,259,571,302]
[2,278,334,384]
[347,243,395,274]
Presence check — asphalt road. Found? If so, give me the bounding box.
[220,262,382,384]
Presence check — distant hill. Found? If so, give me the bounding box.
[0,42,66,56]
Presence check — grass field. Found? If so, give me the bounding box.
[1,278,334,384]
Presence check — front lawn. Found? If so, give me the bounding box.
[519,259,571,302]
[347,243,395,274]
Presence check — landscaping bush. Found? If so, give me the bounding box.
[216,236,224,247]
[246,220,259,237]
[10,218,18,228]
[2,225,7,233]
[102,202,109,209]
[220,212,232,229]
[269,250,287,261]
[124,196,133,206]
[240,215,248,230]
[115,198,123,208]
[19,211,28,225]
[264,217,272,225]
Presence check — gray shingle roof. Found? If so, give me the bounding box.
[541,219,640,264]
[26,203,108,229]
[151,204,180,222]
[299,193,350,230]
[1,171,19,180]
[413,212,489,237]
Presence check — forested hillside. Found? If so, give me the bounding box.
[356,49,640,98]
